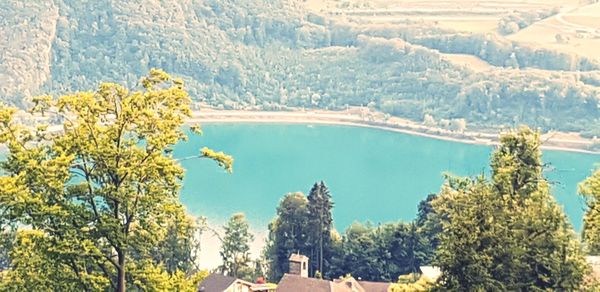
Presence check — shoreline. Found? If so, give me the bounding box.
[189,109,600,155]
[2,108,598,155]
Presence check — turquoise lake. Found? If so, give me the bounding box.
[175,124,599,232]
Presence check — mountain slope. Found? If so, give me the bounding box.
[0,0,599,135]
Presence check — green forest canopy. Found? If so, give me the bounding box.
[1,0,599,136]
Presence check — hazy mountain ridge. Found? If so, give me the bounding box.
[0,1,58,98]
[0,0,599,135]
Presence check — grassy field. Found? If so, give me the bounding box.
[306,0,600,62]
[435,19,500,33]
[508,2,600,59]
[306,0,577,33]
[440,53,497,71]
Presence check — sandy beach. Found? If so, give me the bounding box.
[189,108,600,155]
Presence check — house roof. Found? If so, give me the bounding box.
[278,274,390,292]
[277,274,339,292]
[357,281,390,292]
[289,253,309,262]
[331,281,358,292]
[335,277,365,292]
[198,273,236,292]
[334,278,391,292]
[251,283,277,291]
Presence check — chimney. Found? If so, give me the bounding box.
[288,253,309,278]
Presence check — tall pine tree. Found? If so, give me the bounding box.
[307,181,334,277]
[414,193,440,265]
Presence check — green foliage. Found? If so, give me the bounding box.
[433,127,588,291]
[201,147,234,173]
[149,205,200,274]
[220,213,255,280]
[491,127,543,198]
[0,230,98,291]
[129,261,208,292]
[2,1,599,135]
[307,181,334,277]
[497,9,558,35]
[582,277,600,292]
[331,222,385,280]
[328,221,430,282]
[414,193,439,265]
[0,211,16,271]
[315,270,322,279]
[0,69,230,290]
[389,273,435,292]
[264,183,435,282]
[433,176,511,290]
[580,169,600,254]
[265,192,311,281]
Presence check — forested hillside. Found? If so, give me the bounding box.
[1,0,599,135]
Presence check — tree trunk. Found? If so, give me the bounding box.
[319,214,323,274]
[117,249,126,292]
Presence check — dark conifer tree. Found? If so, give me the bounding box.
[415,193,440,264]
[307,181,334,277]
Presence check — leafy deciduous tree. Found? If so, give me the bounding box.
[0,69,231,291]
[328,221,429,282]
[580,169,600,254]
[433,127,587,291]
[220,213,254,279]
[265,192,310,281]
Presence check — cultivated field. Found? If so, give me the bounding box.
[508,2,600,59]
[306,0,577,33]
[306,0,600,63]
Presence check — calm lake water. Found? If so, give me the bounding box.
[174,124,599,232]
